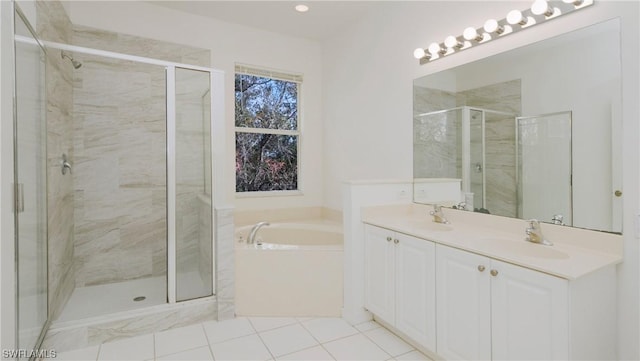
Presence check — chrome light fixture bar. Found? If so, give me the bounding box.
[414,0,593,64]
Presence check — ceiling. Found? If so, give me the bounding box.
[149,1,381,41]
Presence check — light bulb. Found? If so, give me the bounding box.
[428,42,443,56]
[444,35,461,49]
[507,10,527,25]
[531,0,553,16]
[483,19,504,34]
[463,27,482,42]
[413,48,427,59]
[294,4,309,12]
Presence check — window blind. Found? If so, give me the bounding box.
[235,63,303,83]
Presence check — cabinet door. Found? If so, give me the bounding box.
[490,260,569,360]
[395,234,436,351]
[436,245,491,360]
[364,225,395,324]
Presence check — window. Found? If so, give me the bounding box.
[235,65,302,193]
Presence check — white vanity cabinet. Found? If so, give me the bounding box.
[360,204,620,360]
[364,224,436,350]
[435,244,492,360]
[436,244,569,360]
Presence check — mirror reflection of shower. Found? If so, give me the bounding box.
[414,106,573,224]
[414,106,517,216]
[60,50,82,69]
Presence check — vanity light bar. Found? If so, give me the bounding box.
[414,0,593,64]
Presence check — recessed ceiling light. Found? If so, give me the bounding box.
[295,4,309,13]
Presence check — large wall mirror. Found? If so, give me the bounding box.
[413,19,622,233]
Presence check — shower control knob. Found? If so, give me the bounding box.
[386,236,392,242]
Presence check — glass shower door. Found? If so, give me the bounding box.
[413,108,463,204]
[174,67,214,301]
[468,109,484,210]
[517,111,572,225]
[15,6,49,357]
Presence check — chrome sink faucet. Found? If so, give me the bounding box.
[248,221,270,244]
[430,204,450,224]
[525,219,553,246]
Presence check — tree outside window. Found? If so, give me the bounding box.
[235,69,300,192]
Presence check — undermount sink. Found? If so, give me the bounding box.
[409,220,453,232]
[477,237,569,259]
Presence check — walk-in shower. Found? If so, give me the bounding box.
[12,3,224,356]
[414,106,517,216]
[414,106,573,223]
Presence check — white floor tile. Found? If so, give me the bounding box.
[259,323,319,357]
[249,317,298,332]
[55,345,100,361]
[301,318,359,343]
[209,334,272,361]
[354,320,381,333]
[203,317,255,344]
[155,324,208,357]
[277,345,334,360]
[98,334,154,361]
[395,350,432,361]
[156,346,213,361]
[323,334,390,361]
[364,327,414,357]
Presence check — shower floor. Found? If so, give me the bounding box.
[56,277,166,323]
[56,271,210,323]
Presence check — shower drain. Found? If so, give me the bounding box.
[133,296,146,302]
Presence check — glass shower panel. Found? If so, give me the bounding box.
[413,109,463,179]
[517,112,572,225]
[468,109,484,210]
[175,67,213,301]
[413,108,463,204]
[15,8,48,356]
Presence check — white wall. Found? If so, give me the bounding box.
[68,1,324,211]
[341,180,413,325]
[322,1,638,358]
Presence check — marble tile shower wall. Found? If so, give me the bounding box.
[413,87,458,179]
[72,25,211,67]
[484,115,517,217]
[457,79,522,115]
[36,0,75,321]
[72,54,167,287]
[70,25,212,287]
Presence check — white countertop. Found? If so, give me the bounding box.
[361,204,623,280]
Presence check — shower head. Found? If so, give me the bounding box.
[61,50,82,69]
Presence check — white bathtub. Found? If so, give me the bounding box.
[235,221,344,317]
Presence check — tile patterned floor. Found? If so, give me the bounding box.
[54,317,433,361]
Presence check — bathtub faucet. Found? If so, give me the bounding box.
[248,221,270,244]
